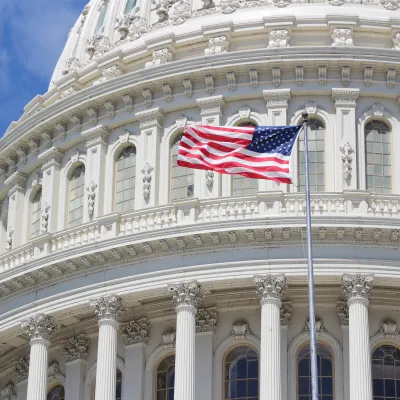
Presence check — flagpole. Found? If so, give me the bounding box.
[302,112,319,400]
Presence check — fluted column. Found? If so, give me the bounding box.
[342,274,373,400]
[169,282,203,400]
[89,295,126,400]
[21,314,59,400]
[255,275,287,400]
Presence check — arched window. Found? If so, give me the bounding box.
[95,0,109,34]
[224,345,259,400]
[372,345,400,399]
[31,188,42,237]
[47,385,65,400]
[171,134,194,201]
[298,118,325,192]
[365,120,392,193]
[124,0,137,14]
[91,370,122,400]
[232,122,258,196]
[297,342,333,399]
[115,146,136,213]
[156,354,175,400]
[69,164,85,227]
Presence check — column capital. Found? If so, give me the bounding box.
[342,273,373,301]
[336,301,349,326]
[121,318,150,345]
[331,88,360,108]
[89,294,126,323]
[21,314,59,343]
[254,274,287,303]
[169,281,203,310]
[62,334,89,362]
[135,107,165,129]
[263,89,291,109]
[196,95,226,117]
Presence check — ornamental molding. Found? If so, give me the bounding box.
[86,181,97,217]
[62,334,90,362]
[342,273,373,301]
[336,301,349,326]
[331,28,354,47]
[331,88,360,106]
[231,318,252,339]
[14,357,29,383]
[86,35,111,61]
[393,31,400,49]
[115,15,147,42]
[21,314,59,342]
[122,318,150,345]
[381,0,399,9]
[196,307,218,333]
[280,301,292,326]
[145,48,173,68]
[205,36,229,55]
[196,95,226,116]
[161,328,176,347]
[302,316,326,333]
[268,30,290,48]
[263,89,291,107]
[0,382,16,400]
[141,162,154,202]
[169,281,203,309]
[40,202,51,234]
[254,274,287,301]
[378,317,399,337]
[135,108,165,128]
[89,294,126,322]
[339,142,354,183]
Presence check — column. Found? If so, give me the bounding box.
[263,89,291,193]
[5,173,27,249]
[135,109,165,208]
[280,301,292,400]
[196,96,226,198]
[195,307,218,400]
[84,126,110,220]
[331,89,360,191]
[89,295,126,400]
[21,314,59,400]
[62,334,90,400]
[121,318,150,400]
[337,301,350,400]
[169,282,203,400]
[342,273,373,400]
[254,275,287,400]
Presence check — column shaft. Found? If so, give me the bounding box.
[260,299,281,400]
[95,320,118,400]
[174,305,196,400]
[348,299,372,400]
[26,339,49,400]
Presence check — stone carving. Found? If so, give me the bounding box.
[249,69,259,89]
[153,0,177,22]
[161,328,176,347]
[62,334,90,362]
[336,301,349,325]
[381,0,399,9]
[5,229,13,251]
[89,295,126,321]
[295,66,304,86]
[62,57,82,76]
[145,48,173,68]
[231,319,251,338]
[86,106,98,125]
[104,100,116,119]
[205,36,229,55]
[21,314,59,341]
[0,382,16,399]
[318,65,327,86]
[60,87,78,99]
[254,274,287,301]
[141,162,154,202]
[196,307,218,332]
[86,35,111,61]
[122,318,150,345]
[16,146,28,165]
[364,66,373,87]
[393,32,400,49]
[269,30,290,48]
[220,0,240,13]
[86,180,97,217]
[340,142,354,182]
[354,227,363,240]
[341,66,351,87]
[331,28,353,46]
[15,357,29,383]
[272,67,281,88]
[280,301,292,325]
[303,316,326,333]
[206,170,214,190]
[391,229,400,242]
[123,94,134,113]
[55,122,67,141]
[183,78,193,98]
[40,202,50,234]
[162,83,173,101]
[379,317,399,337]
[342,273,373,300]
[205,75,215,94]
[48,360,60,379]
[169,281,203,308]
[170,0,192,25]
[387,68,396,89]
[116,14,147,41]
[93,65,124,86]
[227,71,236,91]
[28,137,40,155]
[142,88,153,107]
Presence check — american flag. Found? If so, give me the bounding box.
[177,124,303,184]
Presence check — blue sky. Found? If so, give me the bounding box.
[0,0,88,136]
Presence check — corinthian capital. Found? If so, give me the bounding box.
[89,295,126,322]
[254,274,287,302]
[121,318,150,345]
[342,273,373,301]
[21,314,59,342]
[169,281,203,309]
[62,334,90,362]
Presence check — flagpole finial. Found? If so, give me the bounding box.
[302,112,309,124]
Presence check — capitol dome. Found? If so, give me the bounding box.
[1,0,400,400]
